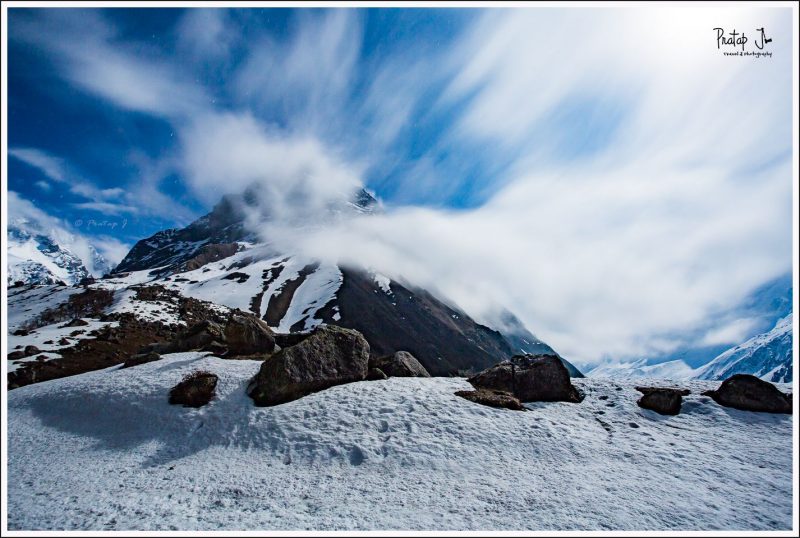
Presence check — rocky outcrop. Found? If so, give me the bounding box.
[172,320,226,352]
[467,354,583,403]
[636,386,690,415]
[369,351,430,378]
[167,312,275,356]
[182,243,241,272]
[455,389,525,411]
[248,325,370,406]
[223,313,275,355]
[61,318,89,328]
[702,374,792,414]
[122,352,162,369]
[168,371,218,408]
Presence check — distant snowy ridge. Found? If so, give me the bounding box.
[8,218,111,285]
[694,313,793,384]
[588,313,793,384]
[588,358,695,380]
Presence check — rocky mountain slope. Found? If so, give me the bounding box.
[104,187,578,377]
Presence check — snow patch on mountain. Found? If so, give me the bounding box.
[693,314,793,383]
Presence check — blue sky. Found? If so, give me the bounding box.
[5,7,795,366]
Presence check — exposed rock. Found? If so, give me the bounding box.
[222,271,250,283]
[201,341,229,356]
[181,242,241,272]
[273,331,313,349]
[168,371,218,408]
[24,345,41,357]
[138,341,174,355]
[7,351,26,361]
[370,351,431,378]
[172,320,226,352]
[122,352,162,369]
[61,318,89,328]
[366,367,388,381]
[467,354,583,403]
[248,325,370,406]
[702,374,792,414]
[223,312,275,355]
[58,338,70,346]
[635,386,690,415]
[12,329,29,336]
[455,389,525,411]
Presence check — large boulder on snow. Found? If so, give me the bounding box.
[467,354,583,403]
[168,312,275,356]
[248,325,370,406]
[223,312,275,355]
[168,371,218,408]
[702,374,792,414]
[172,320,226,352]
[455,389,525,411]
[636,386,690,415]
[369,351,430,378]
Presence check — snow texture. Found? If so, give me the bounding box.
[6,353,793,531]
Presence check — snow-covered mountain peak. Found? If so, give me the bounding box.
[7,216,111,286]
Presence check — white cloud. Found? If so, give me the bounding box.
[91,236,132,267]
[72,202,139,216]
[700,318,762,347]
[273,7,793,364]
[178,111,364,222]
[9,147,67,182]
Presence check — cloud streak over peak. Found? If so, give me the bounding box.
[6,6,794,366]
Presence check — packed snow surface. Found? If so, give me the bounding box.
[7,354,793,531]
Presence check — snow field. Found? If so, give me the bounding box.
[6,354,793,531]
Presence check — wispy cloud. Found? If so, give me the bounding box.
[9,147,67,183]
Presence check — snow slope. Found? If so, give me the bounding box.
[7,218,111,285]
[7,354,792,531]
[694,314,793,384]
[588,358,696,380]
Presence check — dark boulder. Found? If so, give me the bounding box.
[455,389,525,411]
[273,331,314,349]
[172,320,226,352]
[24,345,42,357]
[12,329,29,336]
[61,318,89,328]
[8,351,26,361]
[168,371,218,408]
[248,325,370,406]
[636,386,690,415]
[467,354,583,403]
[366,367,388,381]
[702,374,792,414]
[369,351,430,378]
[223,313,275,355]
[201,341,229,356]
[122,352,162,369]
